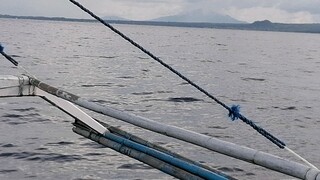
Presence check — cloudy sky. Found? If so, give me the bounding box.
[0,0,320,23]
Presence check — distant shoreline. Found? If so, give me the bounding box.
[1,14,320,34]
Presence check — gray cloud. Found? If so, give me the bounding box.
[0,0,86,18]
[177,0,320,23]
[0,0,319,23]
[277,0,320,14]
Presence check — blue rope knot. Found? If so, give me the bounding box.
[0,43,4,53]
[229,105,241,121]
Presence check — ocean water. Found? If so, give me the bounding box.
[0,18,320,180]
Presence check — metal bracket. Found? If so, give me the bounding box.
[0,75,34,97]
[0,75,109,135]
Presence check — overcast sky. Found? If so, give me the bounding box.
[1,0,320,23]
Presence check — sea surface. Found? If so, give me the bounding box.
[0,18,320,180]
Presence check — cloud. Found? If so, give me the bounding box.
[277,0,320,14]
[171,0,319,23]
[0,0,319,23]
[81,0,183,20]
[0,0,87,18]
[0,0,180,20]
[225,6,315,23]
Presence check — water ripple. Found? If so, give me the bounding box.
[0,151,86,162]
[0,169,18,174]
[167,97,203,102]
[241,77,266,82]
[81,83,113,87]
[12,107,37,112]
[1,144,18,148]
[45,141,75,146]
[118,163,153,170]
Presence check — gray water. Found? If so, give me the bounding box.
[0,18,320,180]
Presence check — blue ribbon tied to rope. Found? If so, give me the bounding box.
[0,44,19,66]
[229,105,241,121]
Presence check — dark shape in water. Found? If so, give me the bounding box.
[12,107,36,112]
[81,84,112,87]
[132,92,154,95]
[83,152,105,156]
[2,114,24,118]
[118,163,153,170]
[207,126,227,129]
[0,151,85,162]
[217,167,244,172]
[281,106,297,110]
[45,141,75,146]
[168,97,202,102]
[117,76,135,79]
[242,77,266,82]
[0,169,18,174]
[2,144,17,148]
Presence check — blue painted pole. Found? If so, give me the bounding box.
[72,124,204,180]
[104,132,229,180]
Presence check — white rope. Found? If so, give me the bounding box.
[285,146,319,170]
[18,65,36,78]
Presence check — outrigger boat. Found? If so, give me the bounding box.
[1,0,320,179]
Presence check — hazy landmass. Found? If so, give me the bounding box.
[102,16,129,21]
[151,9,245,24]
[1,14,320,34]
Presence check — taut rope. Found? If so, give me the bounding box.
[69,0,286,149]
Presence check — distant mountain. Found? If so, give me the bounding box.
[151,9,244,24]
[102,16,129,21]
[1,14,320,34]
[251,20,273,26]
